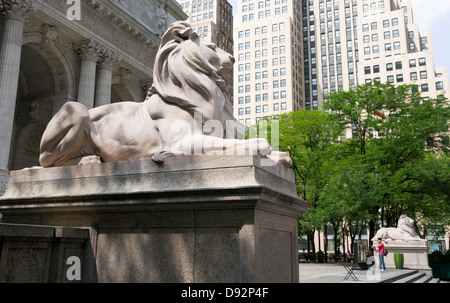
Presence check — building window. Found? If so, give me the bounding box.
[436,81,444,90]
[386,63,393,71]
[396,74,403,82]
[410,72,417,80]
[420,71,427,79]
[419,57,426,66]
[395,61,402,69]
[421,84,429,92]
[409,59,416,67]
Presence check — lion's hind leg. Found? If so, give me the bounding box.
[40,102,98,167]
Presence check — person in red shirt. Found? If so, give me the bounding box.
[377,238,386,271]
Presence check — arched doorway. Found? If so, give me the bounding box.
[9,40,73,170]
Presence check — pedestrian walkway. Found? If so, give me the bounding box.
[299,263,426,283]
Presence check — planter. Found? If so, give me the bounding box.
[394,253,404,269]
[430,264,450,280]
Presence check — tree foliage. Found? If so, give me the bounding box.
[256,81,450,253]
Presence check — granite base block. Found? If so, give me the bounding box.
[372,240,430,270]
[0,155,309,283]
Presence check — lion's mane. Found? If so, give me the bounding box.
[147,21,227,122]
[397,214,416,237]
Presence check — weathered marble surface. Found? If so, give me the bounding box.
[0,155,308,282]
[39,21,292,169]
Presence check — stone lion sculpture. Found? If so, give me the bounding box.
[39,21,291,168]
[372,214,424,242]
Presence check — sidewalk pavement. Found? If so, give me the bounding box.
[299,262,418,283]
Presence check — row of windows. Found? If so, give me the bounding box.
[237,102,288,116]
[363,58,427,74]
[362,1,385,12]
[237,42,287,53]
[237,77,287,92]
[242,0,287,12]
[362,18,399,32]
[189,2,214,13]
[237,63,287,74]
[238,76,288,89]
[365,67,429,81]
[365,78,443,92]
[191,12,214,23]
[241,6,288,22]
[238,22,286,39]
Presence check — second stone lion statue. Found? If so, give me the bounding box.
[372,214,425,242]
[39,21,291,168]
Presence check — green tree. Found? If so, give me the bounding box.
[250,110,335,254]
[324,81,450,241]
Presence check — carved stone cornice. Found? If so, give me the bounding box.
[0,0,36,22]
[84,0,160,50]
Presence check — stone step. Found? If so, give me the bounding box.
[393,272,425,283]
[428,278,440,283]
[413,275,432,283]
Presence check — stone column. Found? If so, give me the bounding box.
[74,39,101,109]
[0,0,35,195]
[95,50,120,107]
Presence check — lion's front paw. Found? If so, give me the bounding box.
[152,150,175,163]
[78,155,102,165]
[248,138,272,156]
[266,151,293,167]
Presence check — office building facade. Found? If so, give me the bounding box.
[301,0,449,110]
[233,0,304,126]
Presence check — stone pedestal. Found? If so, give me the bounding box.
[372,240,430,270]
[0,155,309,283]
[0,223,91,283]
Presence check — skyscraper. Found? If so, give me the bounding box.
[233,0,304,126]
[234,0,449,124]
[301,0,449,108]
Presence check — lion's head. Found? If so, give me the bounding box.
[398,214,416,237]
[147,21,235,124]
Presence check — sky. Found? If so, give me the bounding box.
[228,0,450,71]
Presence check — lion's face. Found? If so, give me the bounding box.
[199,42,235,84]
[398,215,414,229]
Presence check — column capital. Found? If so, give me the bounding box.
[98,48,121,71]
[73,39,102,63]
[0,0,36,23]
